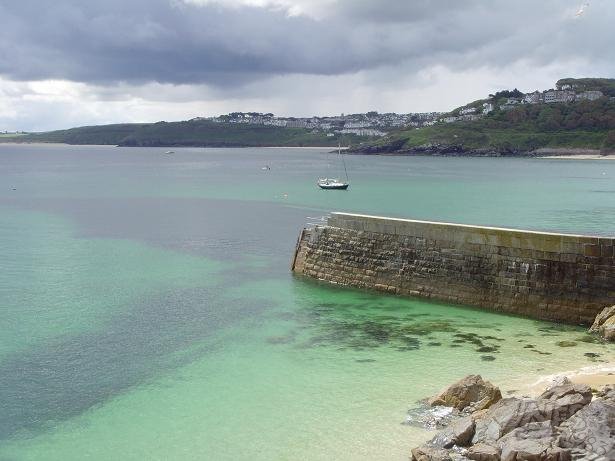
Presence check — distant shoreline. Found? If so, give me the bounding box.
[539,154,615,159]
[0,142,345,150]
[2,142,612,157]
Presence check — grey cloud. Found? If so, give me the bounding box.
[0,0,613,88]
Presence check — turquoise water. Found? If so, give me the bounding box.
[0,144,614,460]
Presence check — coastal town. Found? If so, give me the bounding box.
[190,82,614,136]
[195,111,444,137]
[440,83,612,124]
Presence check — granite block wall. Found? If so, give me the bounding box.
[291,213,615,324]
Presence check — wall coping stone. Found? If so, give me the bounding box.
[329,213,611,240]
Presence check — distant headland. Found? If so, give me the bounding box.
[351,78,615,157]
[3,78,615,155]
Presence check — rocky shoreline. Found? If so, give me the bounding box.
[408,375,614,461]
[407,308,615,461]
[349,141,610,158]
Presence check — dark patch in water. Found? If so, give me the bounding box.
[584,352,600,358]
[0,285,267,441]
[577,334,602,344]
[530,350,552,355]
[556,341,578,347]
[523,344,535,349]
[355,358,377,363]
[476,346,499,353]
[481,355,496,361]
[453,333,487,347]
[266,334,295,345]
[294,314,465,351]
[428,342,442,347]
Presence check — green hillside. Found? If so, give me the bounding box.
[353,79,615,155]
[0,119,371,147]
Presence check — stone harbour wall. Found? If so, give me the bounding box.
[291,213,615,325]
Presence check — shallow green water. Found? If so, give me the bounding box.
[0,145,614,460]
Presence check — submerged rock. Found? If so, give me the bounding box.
[589,305,615,341]
[406,404,458,430]
[429,375,502,411]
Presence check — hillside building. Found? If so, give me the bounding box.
[576,90,604,101]
[459,107,477,115]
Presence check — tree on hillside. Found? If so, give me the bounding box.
[490,88,524,100]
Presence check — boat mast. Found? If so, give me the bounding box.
[339,141,349,183]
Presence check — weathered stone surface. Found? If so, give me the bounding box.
[411,376,608,461]
[590,305,615,331]
[539,383,592,402]
[496,422,566,461]
[537,383,593,426]
[472,385,593,445]
[411,445,452,461]
[430,416,475,448]
[558,398,615,460]
[429,375,502,411]
[596,384,615,402]
[466,443,500,461]
[472,398,545,444]
[589,305,615,341]
[292,214,615,325]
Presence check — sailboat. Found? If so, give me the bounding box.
[318,143,350,190]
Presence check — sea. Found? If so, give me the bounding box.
[0,144,614,460]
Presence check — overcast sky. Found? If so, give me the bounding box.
[1,0,614,131]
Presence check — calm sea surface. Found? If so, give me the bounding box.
[1,144,614,460]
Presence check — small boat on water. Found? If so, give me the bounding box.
[318,143,350,190]
[317,178,349,190]
[164,150,175,154]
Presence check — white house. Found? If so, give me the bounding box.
[523,91,543,104]
[577,90,604,101]
[482,102,494,114]
[459,107,477,115]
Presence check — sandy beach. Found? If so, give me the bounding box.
[539,154,615,160]
[512,363,615,397]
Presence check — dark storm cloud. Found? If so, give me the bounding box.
[0,0,613,86]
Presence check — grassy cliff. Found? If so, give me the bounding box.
[354,79,615,155]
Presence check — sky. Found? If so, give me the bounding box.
[0,0,614,131]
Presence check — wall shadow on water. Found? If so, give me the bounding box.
[274,281,609,364]
[0,285,269,442]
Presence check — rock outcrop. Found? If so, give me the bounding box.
[558,398,615,460]
[410,376,614,461]
[428,375,502,411]
[590,305,615,341]
[430,416,475,449]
